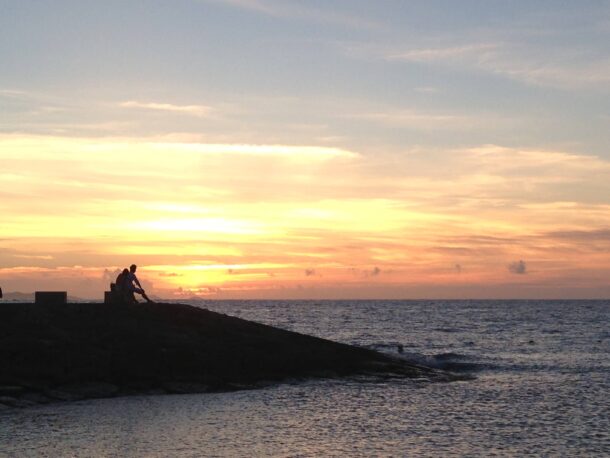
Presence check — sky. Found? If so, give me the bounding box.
[1,0,610,299]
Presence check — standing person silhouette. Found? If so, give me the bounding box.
[127,264,153,303]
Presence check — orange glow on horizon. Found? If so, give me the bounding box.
[1,134,610,299]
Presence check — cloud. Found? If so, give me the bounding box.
[349,110,476,130]
[201,286,222,294]
[363,266,382,277]
[461,145,610,184]
[204,0,379,29]
[12,254,54,260]
[120,101,212,117]
[206,0,276,15]
[387,43,499,63]
[102,268,120,283]
[148,142,358,159]
[3,133,610,298]
[385,41,610,90]
[414,86,440,94]
[508,260,527,275]
[0,89,29,98]
[337,10,610,91]
[545,228,610,242]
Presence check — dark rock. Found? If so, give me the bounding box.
[34,291,67,305]
[44,389,85,402]
[0,302,449,406]
[20,392,53,404]
[57,383,120,399]
[0,385,25,396]
[0,396,36,408]
[162,382,210,394]
[0,396,18,407]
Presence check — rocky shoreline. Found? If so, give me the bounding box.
[0,302,453,408]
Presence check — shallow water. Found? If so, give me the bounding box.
[1,300,609,456]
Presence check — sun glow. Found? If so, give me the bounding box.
[1,133,610,299]
[135,218,268,235]
[144,263,294,288]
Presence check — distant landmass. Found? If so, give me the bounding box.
[1,291,85,302]
[1,291,35,302]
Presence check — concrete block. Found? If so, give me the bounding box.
[35,291,67,305]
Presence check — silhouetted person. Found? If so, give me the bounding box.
[0,287,3,299]
[115,268,133,303]
[127,264,153,303]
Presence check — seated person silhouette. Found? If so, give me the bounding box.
[115,268,133,304]
[125,264,153,303]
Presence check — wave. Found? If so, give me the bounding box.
[367,343,489,373]
[416,352,488,373]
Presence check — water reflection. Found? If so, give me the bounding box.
[1,300,608,456]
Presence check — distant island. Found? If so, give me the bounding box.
[0,301,455,408]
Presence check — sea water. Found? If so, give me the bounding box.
[1,300,608,457]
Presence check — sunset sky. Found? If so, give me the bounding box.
[1,0,610,299]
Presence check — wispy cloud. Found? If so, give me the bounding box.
[146,142,359,160]
[462,145,610,178]
[545,228,610,243]
[120,101,213,117]
[204,0,380,29]
[349,109,488,130]
[387,44,499,63]
[206,0,274,15]
[413,86,441,94]
[0,89,29,98]
[385,41,610,89]
[12,254,54,260]
[508,260,527,274]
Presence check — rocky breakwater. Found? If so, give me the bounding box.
[0,302,452,408]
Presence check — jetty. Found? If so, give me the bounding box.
[0,301,451,408]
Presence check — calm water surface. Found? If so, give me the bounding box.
[1,300,609,457]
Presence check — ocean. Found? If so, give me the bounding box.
[1,300,608,457]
